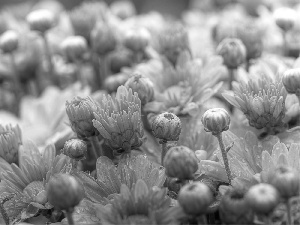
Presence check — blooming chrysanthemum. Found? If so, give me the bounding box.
[99,179,177,225]
[144,53,225,116]
[75,154,166,204]
[223,77,287,130]
[93,86,144,153]
[0,142,69,223]
[0,124,22,164]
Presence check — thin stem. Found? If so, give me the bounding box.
[245,60,250,72]
[65,209,74,225]
[282,31,287,57]
[10,53,21,116]
[215,133,232,184]
[196,215,207,225]
[91,51,100,91]
[99,55,108,87]
[228,68,235,113]
[89,136,99,160]
[264,215,271,225]
[71,159,78,169]
[286,201,293,225]
[75,60,84,87]
[42,33,58,86]
[161,140,168,166]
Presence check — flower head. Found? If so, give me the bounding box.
[100,179,176,224]
[69,1,107,42]
[273,7,297,32]
[26,9,55,34]
[93,86,144,153]
[201,108,230,135]
[0,30,19,54]
[60,36,88,63]
[62,139,87,161]
[123,27,151,53]
[0,124,22,164]
[0,142,69,222]
[223,78,287,130]
[66,96,99,139]
[217,38,246,69]
[282,68,300,96]
[158,24,190,65]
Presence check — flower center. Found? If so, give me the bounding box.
[164,113,174,120]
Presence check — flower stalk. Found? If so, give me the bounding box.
[65,208,75,225]
[286,201,293,225]
[10,53,21,116]
[216,133,232,184]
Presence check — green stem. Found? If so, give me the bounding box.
[75,60,84,87]
[161,140,168,166]
[89,136,99,160]
[42,33,58,86]
[91,51,100,91]
[99,55,108,87]
[286,201,293,225]
[10,53,21,116]
[282,31,287,57]
[228,68,235,113]
[264,215,271,225]
[65,209,74,225]
[0,197,11,225]
[196,215,207,225]
[215,133,232,184]
[71,159,78,169]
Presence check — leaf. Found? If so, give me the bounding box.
[222,91,241,109]
[134,180,149,200]
[199,160,228,183]
[20,203,40,220]
[277,126,300,148]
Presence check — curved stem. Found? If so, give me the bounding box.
[282,31,287,56]
[65,209,74,225]
[228,68,235,113]
[286,201,293,225]
[215,133,232,184]
[89,136,99,160]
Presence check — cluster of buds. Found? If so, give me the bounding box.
[66,96,99,139]
[93,86,144,153]
[163,145,198,180]
[178,182,213,216]
[0,124,22,164]
[125,73,154,105]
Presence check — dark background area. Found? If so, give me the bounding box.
[0,0,191,18]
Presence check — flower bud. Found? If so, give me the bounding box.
[0,30,19,54]
[27,9,55,34]
[219,187,254,224]
[125,73,154,105]
[47,173,84,210]
[216,38,246,69]
[109,49,133,74]
[282,69,300,96]
[60,36,87,63]
[66,96,99,139]
[91,23,116,56]
[273,7,297,32]
[123,28,151,52]
[201,108,230,135]
[164,145,198,180]
[269,166,300,200]
[110,0,136,20]
[0,124,22,164]
[62,139,87,161]
[178,182,213,215]
[151,112,181,142]
[245,183,279,215]
[103,73,129,94]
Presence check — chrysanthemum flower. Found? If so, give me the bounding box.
[0,124,22,164]
[93,86,144,153]
[223,77,287,130]
[75,154,166,205]
[144,53,225,116]
[99,179,177,225]
[0,142,69,223]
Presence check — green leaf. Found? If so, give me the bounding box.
[199,160,228,183]
[20,203,40,220]
[288,144,300,171]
